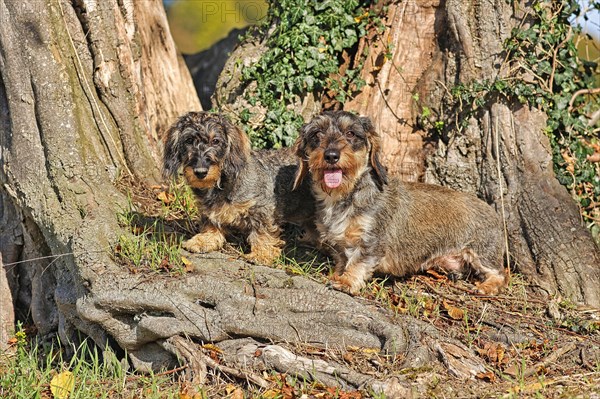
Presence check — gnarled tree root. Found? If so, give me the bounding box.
[67,253,487,391]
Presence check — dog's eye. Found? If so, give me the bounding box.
[345,131,356,139]
[211,138,222,146]
[185,137,195,145]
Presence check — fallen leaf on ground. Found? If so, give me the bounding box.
[181,256,194,272]
[229,388,244,399]
[477,342,506,366]
[262,389,279,399]
[179,383,203,399]
[503,364,520,377]
[225,384,244,399]
[476,371,496,382]
[426,269,448,280]
[508,381,545,394]
[202,343,222,353]
[50,370,74,399]
[157,191,175,204]
[443,300,465,320]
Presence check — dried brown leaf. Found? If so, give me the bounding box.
[426,269,447,280]
[587,152,600,163]
[182,256,194,273]
[503,364,519,377]
[158,191,175,204]
[201,343,222,353]
[262,389,280,399]
[475,371,496,382]
[443,300,465,320]
[561,150,576,174]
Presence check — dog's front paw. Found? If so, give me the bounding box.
[183,231,225,253]
[244,246,282,265]
[475,273,506,295]
[330,274,365,295]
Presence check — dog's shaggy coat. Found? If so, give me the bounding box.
[164,111,314,264]
[294,111,506,294]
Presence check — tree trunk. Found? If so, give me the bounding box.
[0,0,199,344]
[345,0,441,181]
[0,254,14,349]
[344,0,600,307]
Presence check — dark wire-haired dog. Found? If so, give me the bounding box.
[293,111,507,295]
[163,111,314,264]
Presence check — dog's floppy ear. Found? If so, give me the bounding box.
[292,132,309,191]
[360,116,388,190]
[221,118,251,179]
[162,119,184,180]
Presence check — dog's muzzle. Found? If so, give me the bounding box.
[193,155,213,179]
[194,167,208,179]
[324,148,340,164]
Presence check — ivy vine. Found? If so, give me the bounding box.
[240,0,376,148]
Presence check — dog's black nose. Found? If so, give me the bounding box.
[194,168,208,179]
[324,149,340,164]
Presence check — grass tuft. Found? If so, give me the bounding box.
[0,323,182,399]
[112,180,199,274]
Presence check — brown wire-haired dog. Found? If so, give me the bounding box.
[293,110,507,295]
[163,111,314,264]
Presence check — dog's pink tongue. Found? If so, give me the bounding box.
[323,169,343,189]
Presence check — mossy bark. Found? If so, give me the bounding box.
[0,254,14,349]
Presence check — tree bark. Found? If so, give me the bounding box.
[0,254,14,349]
[345,0,442,181]
[344,0,600,306]
[0,0,199,345]
[75,252,487,392]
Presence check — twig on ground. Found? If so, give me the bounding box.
[414,276,462,303]
[521,342,577,378]
[165,336,269,389]
[445,281,548,305]
[199,346,270,389]
[167,336,208,386]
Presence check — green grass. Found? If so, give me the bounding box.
[277,249,330,279]
[0,325,182,399]
[114,226,185,274]
[0,328,370,399]
[159,180,199,222]
[113,181,199,274]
